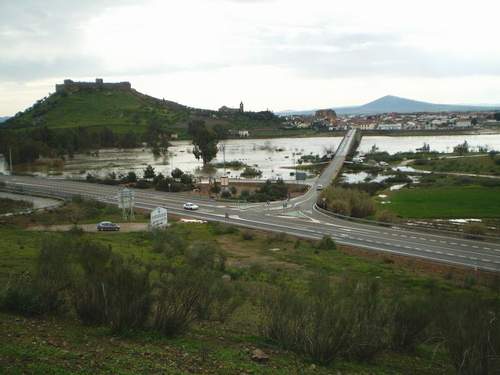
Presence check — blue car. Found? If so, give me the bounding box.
[97,221,120,231]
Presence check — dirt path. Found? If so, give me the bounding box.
[27,222,149,232]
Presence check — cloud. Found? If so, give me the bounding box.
[1,0,500,114]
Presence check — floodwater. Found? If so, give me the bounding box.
[10,133,500,180]
[358,134,500,154]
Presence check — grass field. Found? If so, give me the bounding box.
[411,155,500,176]
[0,199,498,374]
[384,185,500,218]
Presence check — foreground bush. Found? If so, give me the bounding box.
[438,295,500,375]
[261,277,390,364]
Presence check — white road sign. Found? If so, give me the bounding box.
[150,207,168,229]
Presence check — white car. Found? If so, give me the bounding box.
[183,202,199,210]
[316,184,324,191]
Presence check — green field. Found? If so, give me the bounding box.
[385,185,500,218]
[2,199,497,374]
[411,155,500,176]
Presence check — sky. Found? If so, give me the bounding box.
[1,0,500,116]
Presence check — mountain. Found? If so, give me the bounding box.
[4,81,283,137]
[280,95,500,116]
[0,116,10,123]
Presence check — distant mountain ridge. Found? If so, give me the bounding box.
[280,95,500,116]
[0,116,10,123]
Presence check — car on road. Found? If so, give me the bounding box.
[316,184,324,191]
[183,202,199,210]
[97,221,120,231]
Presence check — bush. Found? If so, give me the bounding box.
[220,190,231,199]
[317,235,336,250]
[260,277,390,364]
[375,210,398,224]
[210,222,239,235]
[463,222,486,240]
[152,268,210,336]
[391,295,434,352]
[437,294,500,375]
[241,231,254,241]
[321,186,375,218]
[103,257,151,332]
[196,278,243,322]
[0,273,65,316]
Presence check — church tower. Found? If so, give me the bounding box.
[239,101,244,112]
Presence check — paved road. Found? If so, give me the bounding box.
[2,129,500,272]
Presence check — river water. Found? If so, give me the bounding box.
[5,134,500,180]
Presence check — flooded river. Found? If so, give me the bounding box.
[3,134,500,180]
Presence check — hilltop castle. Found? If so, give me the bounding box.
[55,78,132,93]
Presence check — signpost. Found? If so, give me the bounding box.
[150,207,168,229]
[118,188,135,220]
[220,176,229,187]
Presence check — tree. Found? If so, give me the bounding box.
[188,120,219,165]
[125,171,137,183]
[146,119,170,158]
[143,165,156,180]
[171,168,184,179]
[453,141,469,155]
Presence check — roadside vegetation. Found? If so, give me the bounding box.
[1,200,500,373]
[411,152,500,176]
[0,197,33,214]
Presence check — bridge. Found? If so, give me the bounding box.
[2,129,500,272]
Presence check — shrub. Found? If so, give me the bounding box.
[220,190,232,199]
[463,222,486,240]
[152,268,210,336]
[103,257,151,332]
[321,186,375,218]
[391,295,434,352]
[73,241,113,325]
[242,231,254,241]
[210,222,239,235]
[375,210,398,224]
[0,273,65,316]
[437,294,500,375]
[196,278,243,322]
[260,277,390,365]
[317,235,336,250]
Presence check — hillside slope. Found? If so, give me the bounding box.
[5,86,284,137]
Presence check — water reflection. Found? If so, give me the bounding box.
[15,134,500,180]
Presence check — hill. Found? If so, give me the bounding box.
[0,116,9,123]
[280,95,500,116]
[4,80,284,137]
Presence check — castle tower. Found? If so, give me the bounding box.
[239,101,244,112]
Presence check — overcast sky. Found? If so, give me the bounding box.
[1,0,500,115]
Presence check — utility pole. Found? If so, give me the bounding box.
[9,147,13,174]
[219,143,226,174]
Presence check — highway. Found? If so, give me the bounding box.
[2,129,500,272]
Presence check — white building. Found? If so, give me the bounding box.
[455,120,472,128]
[377,123,402,130]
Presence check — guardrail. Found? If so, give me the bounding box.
[314,203,500,243]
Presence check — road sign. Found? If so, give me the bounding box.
[220,176,229,187]
[150,207,168,229]
[295,172,307,181]
[118,188,135,220]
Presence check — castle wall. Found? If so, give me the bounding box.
[55,79,131,93]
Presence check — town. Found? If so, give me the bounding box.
[283,109,500,132]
